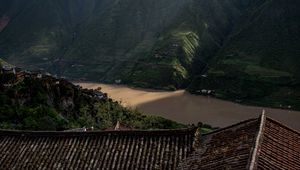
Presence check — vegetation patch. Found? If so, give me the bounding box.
[0,68,186,130]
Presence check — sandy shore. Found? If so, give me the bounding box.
[77,82,300,131]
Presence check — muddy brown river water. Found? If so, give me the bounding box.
[78,83,300,131]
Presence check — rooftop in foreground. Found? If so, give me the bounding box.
[178,112,300,170]
[0,128,196,170]
[0,112,299,170]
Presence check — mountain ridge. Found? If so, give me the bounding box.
[0,0,299,109]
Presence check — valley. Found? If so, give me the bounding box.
[1,0,300,130]
[0,0,299,169]
[79,82,300,131]
[1,0,299,110]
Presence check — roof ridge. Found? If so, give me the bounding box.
[202,117,259,137]
[0,127,197,136]
[248,111,267,170]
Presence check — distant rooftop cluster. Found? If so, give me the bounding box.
[0,113,299,169]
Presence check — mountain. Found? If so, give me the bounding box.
[187,0,300,109]
[0,0,190,81]
[0,0,299,109]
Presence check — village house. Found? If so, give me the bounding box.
[0,113,299,169]
[196,89,215,96]
[115,79,122,84]
[1,65,17,86]
[93,91,107,100]
[45,72,52,76]
[37,73,42,79]
[1,65,16,75]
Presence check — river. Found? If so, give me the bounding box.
[78,82,300,131]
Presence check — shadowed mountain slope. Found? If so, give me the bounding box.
[0,0,299,109]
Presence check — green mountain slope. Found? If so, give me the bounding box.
[127,0,245,89]
[0,0,299,109]
[188,0,300,109]
[0,0,190,81]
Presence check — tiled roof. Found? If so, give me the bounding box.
[257,117,300,170]
[178,113,300,170]
[177,118,260,169]
[1,113,299,170]
[0,128,196,170]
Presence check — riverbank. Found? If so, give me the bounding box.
[77,82,300,131]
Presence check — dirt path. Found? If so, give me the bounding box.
[77,82,300,131]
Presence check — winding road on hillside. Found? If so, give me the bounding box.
[78,82,300,131]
